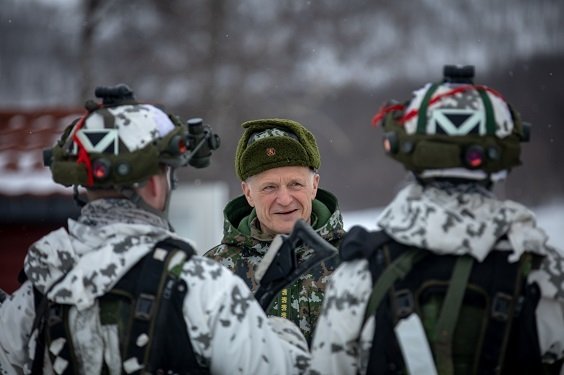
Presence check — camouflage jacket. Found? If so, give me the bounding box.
[205,188,345,342]
[0,199,309,375]
[308,182,564,374]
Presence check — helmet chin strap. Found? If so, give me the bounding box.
[73,185,88,207]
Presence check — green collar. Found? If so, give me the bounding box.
[236,196,332,238]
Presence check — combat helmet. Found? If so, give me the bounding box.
[43,84,220,210]
[372,65,530,182]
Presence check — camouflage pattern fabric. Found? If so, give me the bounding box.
[0,199,310,375]
[378,181,550,261]
[205,188,345,343]
[403,82,515,137]
[308,181,564,374]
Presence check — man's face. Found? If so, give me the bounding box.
[241,166,319,235]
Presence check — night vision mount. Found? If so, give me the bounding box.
[442,64,475,84]
[94,84,136,106]
[93,84,221,169]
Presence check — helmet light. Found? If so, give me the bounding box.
[464,145,485,169]
[92,159,111,180]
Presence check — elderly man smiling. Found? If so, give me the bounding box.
[205,118,345,343]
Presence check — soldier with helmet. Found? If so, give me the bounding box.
[308,66,564,374]
[0,85,310,374]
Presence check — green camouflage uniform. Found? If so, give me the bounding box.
[205,188,345,343]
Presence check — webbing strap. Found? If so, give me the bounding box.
[432,256,474,375]
[363,248,427,326]
[477,89,497,135]
[416,84,440,133]
[477,253,531,373]
[124,247,170,374]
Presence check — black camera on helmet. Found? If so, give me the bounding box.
[443,65,475,84]
[94,84,136,106]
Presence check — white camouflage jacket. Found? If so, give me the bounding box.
[308,182,564,375]
[0,199,309,375]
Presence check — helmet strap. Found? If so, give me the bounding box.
[73,185,88,207]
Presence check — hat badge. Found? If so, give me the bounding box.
[266,147,276,157]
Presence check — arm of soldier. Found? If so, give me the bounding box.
[528,251,564,369]
[180,256,310,375]
[300,257,340,343]
[308,258,374,375]
[0,281,36,374]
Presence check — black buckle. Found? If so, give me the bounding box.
[47,304,64,326]
[135,293,155,320]
[394,289,414,319]
[491,292,513,321]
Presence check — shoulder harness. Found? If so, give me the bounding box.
[340,225,545,375]
[31,237,209,374]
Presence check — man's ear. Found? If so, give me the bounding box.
[137,174,164,210]
[311,173,320,199]
[241,181,254,207]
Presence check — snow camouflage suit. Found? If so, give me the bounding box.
[308,182,564,374]
[205,188,345,343]
[0,199,310,375]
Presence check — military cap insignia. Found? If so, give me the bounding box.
[266,147,276,157]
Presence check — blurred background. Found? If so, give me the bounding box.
[1,0,563,291]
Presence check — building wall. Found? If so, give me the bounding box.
[0,223,63,294]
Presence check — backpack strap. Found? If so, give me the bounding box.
[30,275,77,374]
[145,239,208,374]
[362,247,428,326]
[477,252,540,374]
[339,226,391,263]
[432,255,474,375]
[119,237,201,374]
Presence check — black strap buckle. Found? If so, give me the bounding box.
[491,292,513,322]
[394,289,414,319]
[47,304,64,326]
[135,293,155,320]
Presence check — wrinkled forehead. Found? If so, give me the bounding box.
[247,165,316,184]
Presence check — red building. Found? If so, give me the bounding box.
[0,109,83,293]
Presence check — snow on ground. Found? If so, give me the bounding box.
[342,200,564,250]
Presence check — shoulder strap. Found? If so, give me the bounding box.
[30,287,50,375]
[31,275,76,374]
[477,252,540,374]
[144,239,208,374]
[432,255,474,375]
[118,237,203,374]
[339,225,391,262]
[363,247,428,326]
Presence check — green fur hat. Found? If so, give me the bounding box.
[235,118,321,181]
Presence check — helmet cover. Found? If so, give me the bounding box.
[372,66,529,181]
[47,99,190,188]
